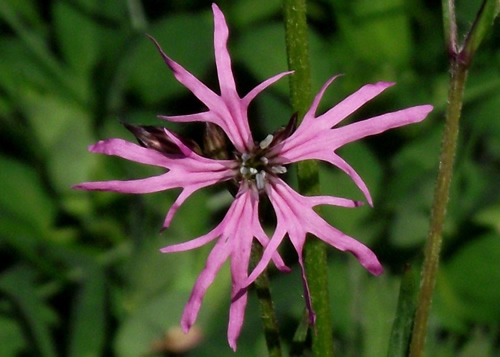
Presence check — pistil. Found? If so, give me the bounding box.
[237,135,288,191]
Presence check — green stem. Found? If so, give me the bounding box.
[387,265,418,357]
[251,243,282,357]
[410,0,499,353]
[282,0,334,356]
[408,34,469,357]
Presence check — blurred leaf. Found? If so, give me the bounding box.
[156,187,213,243]
[68,266,106,357]
[119,236,183,312]
[320,142,382,244]
[389,200,430,247]
[388,129,440,247]
[467,90,500,136]
[232,24,287,95]
[231,0,281,26]
[128,12,213,105]
[0,316,26,357]
[463,0,500,60]
[114,291,191,357]
[0,266,57,357]
[53,1,100,76]
[433,270,469,332]
[0,1,86,103]
[360,272,399,357]
[234,23,332,98]
[448,159,488,229]
[109,187,217,310]
[457,328,496,357]
[474,203,500,232]
[392,127,442,173]
[20,90,96,191]
[326,260,353,338]
[444,233,500,323]
[115,263,231,357]
[2,0,43,25]
[387,265,417,357]
[252,92,293,136]
[332,0,411,71]
[0,155,55,235]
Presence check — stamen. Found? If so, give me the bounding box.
[271,165,287,174]
[256,171,266,190]
[259,135,274,149]
[260,157,269,165]
[249,167,258,175]
[241,153,251,162]
[240,167,249,175]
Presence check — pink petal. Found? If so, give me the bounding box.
[161,185,283,350]
[272,80,394,158]
[180,236,232,332]
[247,178,383,289]
[245,223,288,288]
[268,188,316,324]
[160,225,221,253]
[318,81,395,128]
[86,138,174,167]
[242,71,293,107]
[310,220,383,275]
[178,187,253,333]
[306,195,364,208]
[73,173,176,194]
[227,194,255,351]
[227,287,248,351]
[162,186,201,229]
[212,3,237,98]
[330,105,434,149]
[308,152,373,206]
[147,35,222,113]
[275,145,373,205]
[149,34,248,151]
[302,75,342,125]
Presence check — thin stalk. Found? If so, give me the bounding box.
[251,243,282,357]
[282,0,334,356]
[409,0,498,354]
[408,36,468,357]
[409,54,468,357]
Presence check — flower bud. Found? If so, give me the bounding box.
[203,123,230,160]
[123,123,202,156]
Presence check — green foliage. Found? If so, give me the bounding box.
[0,0,498,356]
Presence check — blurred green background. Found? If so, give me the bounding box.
[0,0,499,356]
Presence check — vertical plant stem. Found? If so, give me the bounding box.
[410,1,497,355]
[251,243,282,357]
[408,47,468,357]
[387,265,418,357]
[282,0,334,356]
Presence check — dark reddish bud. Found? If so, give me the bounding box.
[123,123,202,156]
[203,123,230,160]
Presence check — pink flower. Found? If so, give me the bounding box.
[73,3,433,351]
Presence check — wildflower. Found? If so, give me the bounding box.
[73,3,433,350]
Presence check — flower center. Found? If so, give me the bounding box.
[237,135,287,191]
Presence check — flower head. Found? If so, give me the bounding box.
[73,3,433,351]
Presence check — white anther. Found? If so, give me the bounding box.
[260,157,269,165]
[271,165,287,174]
[240,167,249,175]
[259,135,274,149]
[241,153,251,162]
[249,167,258,175]
[256,171,266,190]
